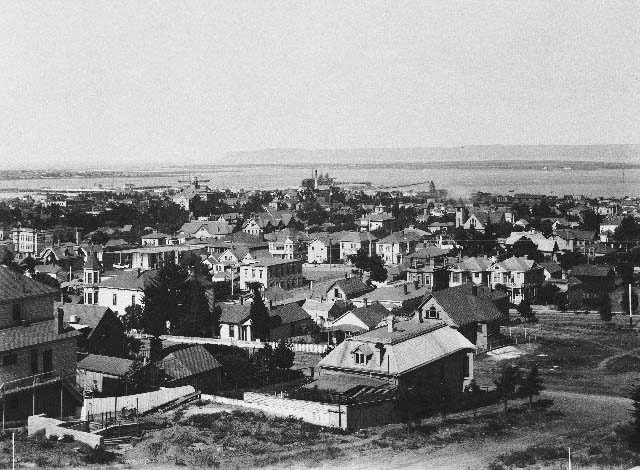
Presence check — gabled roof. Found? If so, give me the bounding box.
[0,266,59,302]
[270,303,311,325]
[98,269,159,290]
[496,256,537,272]
[539,261,562,274]
[55,303,118,339]
[159,345,222,380]
[426,284,505,328]
[353,283,430,304]
[219,303,251,324]
[78,354,135,377]
[345,302,390,329]
[328,277,371,297]
[0,319,81,353]
[319,320,474,376]
[84,251,101,270]
[570,264,614,277]
[378,232,422,245]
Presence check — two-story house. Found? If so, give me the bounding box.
[490,256,544,304]
[266,229,309,260]
[0,267,82,422]
[447,256,494,287]
[96,269,158,316]
[339,231,378,262]
[376,232,421,265]
[307,233,341,264]
[239,257,304,291]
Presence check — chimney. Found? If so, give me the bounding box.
[56,307,64,334]
[403,284,408,295]
[75,228,80,245]
[239,296,244,305]
[137,268,141,278]
[387,315,395,333]
[309,280,313,292]
[417,309,423,323]
[345,272,348,280]
[472,284,478,296]
[269,300,273,310]
[364,298,368,307]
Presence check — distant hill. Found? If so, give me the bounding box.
[225,144,640,166]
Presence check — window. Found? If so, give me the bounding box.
[228,325,235,337]
[132,295,136,306]
[86,292,93,304]
[112,294,118,306]
[87,272,93,284]
[2,354,17,366]
[30,349,38,374]
[334,288,340,298]
[428,306,438,319]
[12,303,22,323]
[354,353,367,364]
[42,349,53,373]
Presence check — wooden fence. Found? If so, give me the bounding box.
[80,385,195,420]
[160,335,327,354]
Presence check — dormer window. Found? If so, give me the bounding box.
[355,353,366,364]
[429,306,438,319]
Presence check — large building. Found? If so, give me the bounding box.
[0,267,82,422]
[239,257,304,290]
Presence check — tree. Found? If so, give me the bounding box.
[536,283,560,306]
[141,261,187,336]
[368,253,388,283]
[179,275,213,337]
[464,379,483,418]
[519,365,544,408]
[598,293,613,322]
[348,248,370,273]
[248,283,270,341]
[272,339,295,370]
[518,299,536,323]
[621,287,639,316]
[122,304,144,331]
[30,271,61,290]
[494,364,521,413]
[250,343,274,385]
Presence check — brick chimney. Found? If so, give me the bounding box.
[386,315,395,333]
[417,309,423,323]
[56,307,64,334]
[403,284,408,295]
[472,284,478,296]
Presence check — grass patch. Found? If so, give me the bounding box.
[496,444,567,467]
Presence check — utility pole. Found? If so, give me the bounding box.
[630,283,634,330]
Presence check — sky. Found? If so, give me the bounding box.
[0,1,638,169]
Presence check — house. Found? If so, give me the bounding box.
[141,232,170,247]
[339,231,378,262]
[351,283,430,312]
[171,178,217,212]
[328,302,390,334]
[269,303,315,340]
[490,256,544,304]
[10,227,53,260]
[376,232,421,265]
[312,318,475,419]
[569,264,616,302]
[0,267,82,422]
[218,303,253,341]
[553,229,596,253]
[266,229,309,260]
[325,277,373,302]
[77,354,156,396]
[599,216,624,242]
[239,257,304,291]
[301,299,346,328]
[55,303,127,357]
[447,256,494,288]
[414,284,507,350]
[108,245,206,271]
[455,209,505,233]
[39,244,85,272]
[97,269,158,316]
[359,212,395,232]
[156,344,223,393]
[539,261,563,280]
[178,219,233,241]
[307,233,340,264]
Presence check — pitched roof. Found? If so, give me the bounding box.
[347,302,390,329]
[219,303,252,324]
[428,284,505,327]
[0,266,59,302]
[0,319,81,353]
[570,264,614,277]
[54,303,117,338]
[270,303,310,325]
[98,269,159,290]
[353,283,430,303]
[78,354,135,376]
[319,321,474,376]
[496,256,536,272]
[158,345,222,380]
[539,261,562,274]
[329,277,371,297]
[84,251,101,270]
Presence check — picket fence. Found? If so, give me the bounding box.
[160,335,327,354]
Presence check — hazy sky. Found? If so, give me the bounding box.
[0,1,638,169]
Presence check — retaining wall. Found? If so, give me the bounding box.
[28,415,103,449]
